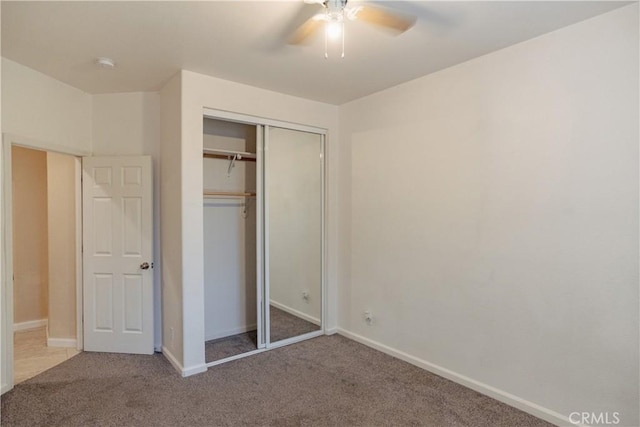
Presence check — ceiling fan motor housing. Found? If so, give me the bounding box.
[325,0,348,12]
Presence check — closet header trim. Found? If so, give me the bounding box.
[203,108,328,135]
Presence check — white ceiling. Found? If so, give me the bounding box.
[1,1,630,105]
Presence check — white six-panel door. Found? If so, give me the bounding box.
[82,156,154,354]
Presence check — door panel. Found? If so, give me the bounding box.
[123,274,143,332]
[93,198,113,255]
[94,274,114,331]
[83,156,153,354]
[265,127,323,345]
[123,197,142,256]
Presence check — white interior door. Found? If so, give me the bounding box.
[82,156,153,354]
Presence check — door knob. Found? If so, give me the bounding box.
[140,262,150,270]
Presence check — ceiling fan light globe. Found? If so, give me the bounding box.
[326,20,343,39]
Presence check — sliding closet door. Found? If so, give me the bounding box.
[265,127,323,345]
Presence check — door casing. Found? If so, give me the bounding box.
[1,133,87,394]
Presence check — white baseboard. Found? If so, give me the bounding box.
[13,319,47,332]
[205,324,257,342]
[1,383,13,395]
[162,346,183,375]
[337,328,571,427]
[270,300,321,326]
[325,327,339,335]
[47,337,77,348]
[182,363,208,378]
[162,346,208,378]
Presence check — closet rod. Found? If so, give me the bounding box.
[203,148,257,161]
[204,191,256,198]
[203,153,257,162]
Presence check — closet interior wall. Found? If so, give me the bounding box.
[202,118,257,353]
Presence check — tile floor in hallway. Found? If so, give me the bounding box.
[13,327,80,384]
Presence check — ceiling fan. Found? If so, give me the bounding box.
[289,0,417,58]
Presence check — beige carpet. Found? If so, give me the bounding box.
[1,335,553,427]
[205,330,258,363]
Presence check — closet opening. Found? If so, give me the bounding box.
[203,118,260,364]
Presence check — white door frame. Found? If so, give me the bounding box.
[262,126,326,350]
[255,125,266,349]
[1,133,87,394]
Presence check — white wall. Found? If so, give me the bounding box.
[203,120,257,341]
[1,58,91,155]
[339,5,639,426]
[159,73,184,367]
[91,92,162,349]
[175,70,339,373]
[92,92,159,156]
[46,151,76,341]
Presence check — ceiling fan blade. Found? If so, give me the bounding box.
[355,5,416,34]
[288,14,325,45]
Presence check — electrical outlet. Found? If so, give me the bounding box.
[363,310,373,325]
